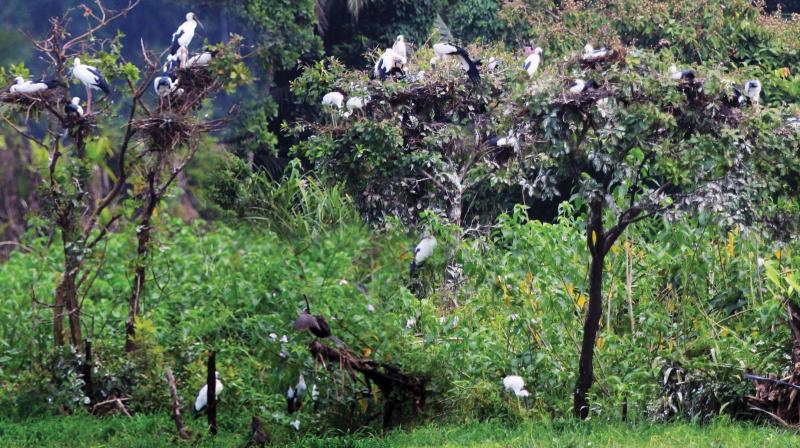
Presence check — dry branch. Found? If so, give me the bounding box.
[166,367,191,440]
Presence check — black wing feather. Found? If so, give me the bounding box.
[170,30,184,56]
[87,67,111,95]
[453,46,481,84]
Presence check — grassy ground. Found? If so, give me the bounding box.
[0,415,796,447]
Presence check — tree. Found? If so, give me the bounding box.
[0,1,248,351]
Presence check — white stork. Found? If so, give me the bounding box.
[503,375,530,398]
[287,374,306,414]
[72,58,111,115]
[170,12,201,66]
[581,43,610,62]
[391,35,407,62]
[668,64,696,81]
[185,49,217,68]
[488,136,517,148]
[9,77,64,94]
[154,73,179,111]
[372,48,406,81]
[64,97,84,118]
[410,234,436,275]
[432,43,481,84]
[344,95,368,118]
[523,47,543,78]
[194,371,223,415]
[744,79,762,105]
[569,79,599,94]
[322,91,345,126]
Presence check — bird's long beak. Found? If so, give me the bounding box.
[196,18,205,30]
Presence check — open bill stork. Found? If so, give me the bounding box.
[432,43,481,84]
[72,58,111,115]
[170,12,202,67]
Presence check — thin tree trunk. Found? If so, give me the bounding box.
[207,351,217,435]
[55,220,82,349]
[83,330,93,404]
[574,248,606,419]
[125,158,164,352]
[625,240,635,333]
[166,367,191,440]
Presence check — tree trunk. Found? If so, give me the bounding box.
[573,248,606,418]
[125,159,164,352]
[166,367,191,440]
[55,220,82,349]
[207,351,217,435]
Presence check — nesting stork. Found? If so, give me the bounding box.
[523,47,543,78]
[170,12,201,66]
[194,371,224,415]
[668,64,696,81]
[287,374,306,414]
[569,79,599,94]
[744,79,762,105]
[72,58,111,115]
[64,97,84,118]
[185,49,218,68]
[392,35,407,62]
[9,77,64,94]
[503,375,530,398]
[581,44,610,62]
[322,91,344,126]
[372,48,406,81]
[432,43,481,84]
[154,73,179,111]
[410,234,436,275]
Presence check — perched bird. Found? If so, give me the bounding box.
[162,54,181,73]
[64,97,84,118]
[503,375,530,398]
[488,136,517,148]
[321,91,344,109]
[744,79,762,105]
[170,12,200,58]
[287,374,306,414]
[391,35,407,62]
[293,309,332,339]
[432,43,481,84]
[372,48,406,81]
[486,57,499,72]
[581,43,610,62]
[194,371,224,415]
[185,49,218,68]
[569,79,599,94]
[410,234,436,275]
[72,58,111,114]
[523,47,543,78]
[9,77,64,94]
[669,64,696,81]
[726,82,746,108]
[154,73,179,97]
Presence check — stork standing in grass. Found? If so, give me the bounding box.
[194,371,223,416]
[432,43,481,84]
[503,375,530,399]
[287,375,306,414]
[72,58,111,114]
[410,234,436,276]
[170,12,201,68]
[523,47,543,78]
[9,77,64,94]
[322,91,344,126]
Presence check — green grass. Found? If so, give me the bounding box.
[0,415,796,447]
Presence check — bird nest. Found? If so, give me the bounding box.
[167,66,219,113]
[64,113,98,140]
[572,47,628,69]
[553,88,612,108]
[132,114,200,150]
[0,90,62,116]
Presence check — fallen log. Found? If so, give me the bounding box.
[308,339,427,430]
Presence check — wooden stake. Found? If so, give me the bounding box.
[625,239,635,333]
[207,351,217,435]
[165,367,191,440]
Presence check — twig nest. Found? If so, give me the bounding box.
[64,113,97,139]
[555,88,612,108]
[133,114,195,150]
[0,89,62,111]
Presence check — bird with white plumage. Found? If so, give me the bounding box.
[391,35,407,62]
[194,371,223,415]
[523,47,543,78]
[72,58,111,115]
[9,77,64,94]
[64,97,84,118]
[170,12,202,68]
[503,375,530,398]
[744,79,762,105]
[581,43,610,62]
[410,234,436,275]
[287,374,306,413]
[431,43,481,84]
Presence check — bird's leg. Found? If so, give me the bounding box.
[86,88,93,115]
